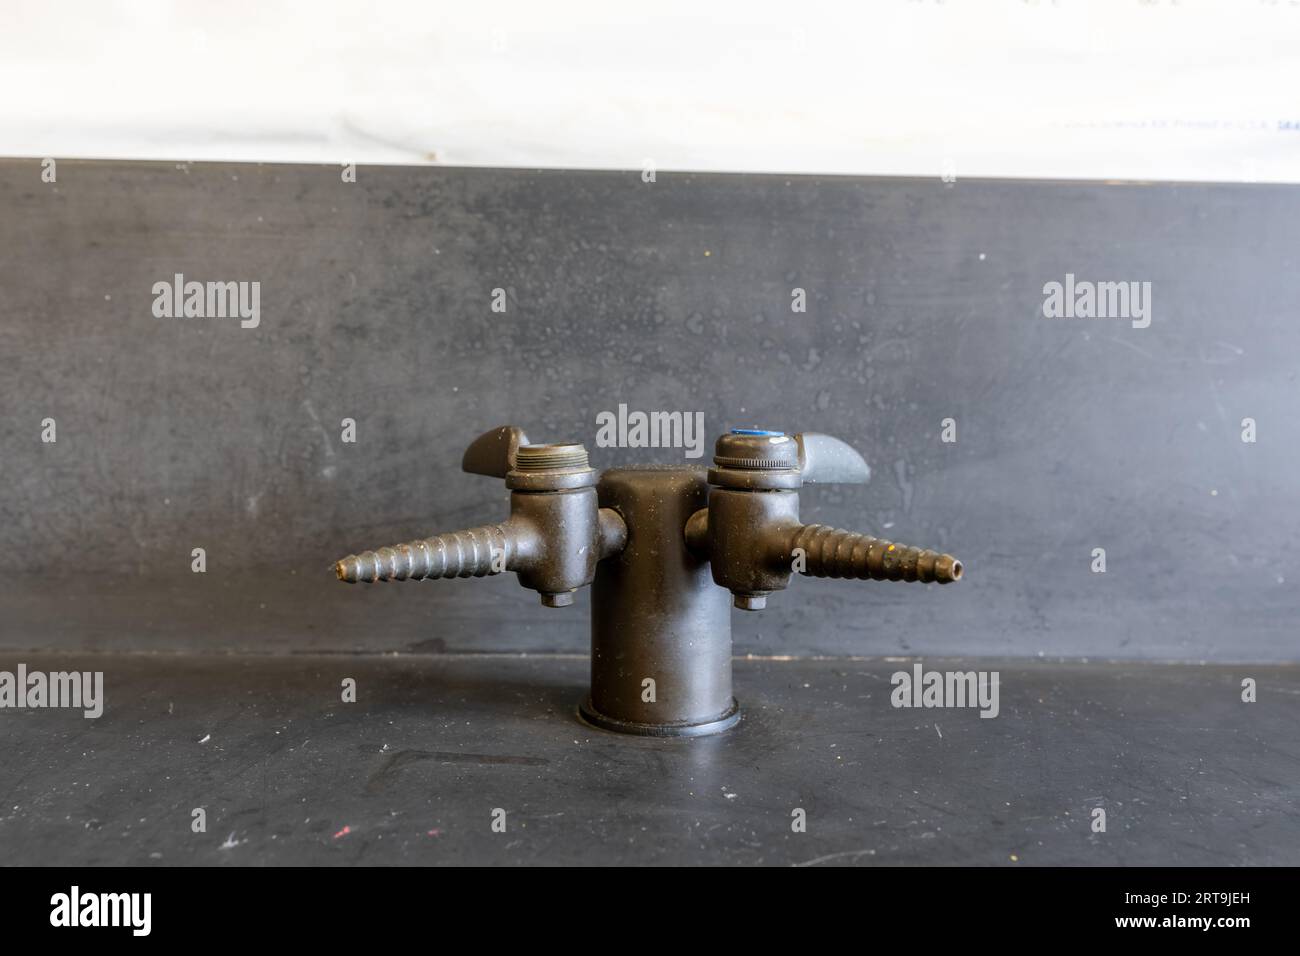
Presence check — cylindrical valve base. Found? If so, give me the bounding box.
[582,467,738,737]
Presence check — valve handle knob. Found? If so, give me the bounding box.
[461,425,531,479]
[794,432,870,485]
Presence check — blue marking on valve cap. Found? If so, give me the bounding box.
[730,428,785,436]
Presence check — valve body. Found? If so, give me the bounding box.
[583,467,737,736]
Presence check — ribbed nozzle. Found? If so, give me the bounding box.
[335,524,513,583]
[790,524,962,584]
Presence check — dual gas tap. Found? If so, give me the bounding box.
[336,425,961,736]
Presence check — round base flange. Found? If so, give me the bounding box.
[577,697,741,737]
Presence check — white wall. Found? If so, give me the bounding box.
[2,0,1297,181]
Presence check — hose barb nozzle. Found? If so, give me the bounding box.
[788,524,962,584]
[335,523,515,583]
